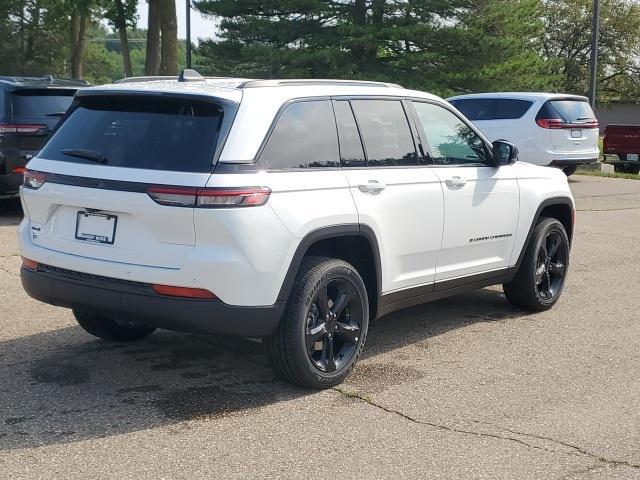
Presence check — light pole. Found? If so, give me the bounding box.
[588,0,601,107]
[186,0,192,69]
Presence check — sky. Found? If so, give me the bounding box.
[136,1,219,43]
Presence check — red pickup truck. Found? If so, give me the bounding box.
[603,124,640,174]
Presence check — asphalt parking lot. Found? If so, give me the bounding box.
[1,175,639,480]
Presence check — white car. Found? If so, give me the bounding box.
[447,92,599,176]
[19,71,575,388]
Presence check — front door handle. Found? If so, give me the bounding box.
[358,180,386,193]
[445,176,467,188]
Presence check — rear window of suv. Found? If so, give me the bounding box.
[39,95,226,172]
[449,98,533,120]
[536,99,596,123]
[12,89,76,117]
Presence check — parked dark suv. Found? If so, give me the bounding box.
[0,76,88,199]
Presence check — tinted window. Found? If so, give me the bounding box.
[39,95,224,172]
[334,101,365,167]
[449,98,494,121]
[351,100,417,167]
[12,89,75,117]
[494,99,532,119]
[450,98,532,120]
[260,100,339,169]
[413,102,491,166]
[536,99,596,123]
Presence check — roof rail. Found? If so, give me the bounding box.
[239,79,403,89]
[114,76,177,84]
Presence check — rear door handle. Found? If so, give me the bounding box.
[358,180,386,193]
[445,176,467,188]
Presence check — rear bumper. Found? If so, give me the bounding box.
[21,265,285,337]
[0,172,22,197]
[549,158,597,167]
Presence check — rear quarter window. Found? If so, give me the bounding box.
[39,95,227,173]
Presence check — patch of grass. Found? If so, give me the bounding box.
[575,170,640,180]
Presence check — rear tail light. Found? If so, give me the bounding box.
[22,257,39,271]
[147,186,271,208]
[11,167,26,174]
[23,170,47,189]
[536,118,599,129]
[536,118,565,129]
[0,124,47,134]
[152,284,217,299]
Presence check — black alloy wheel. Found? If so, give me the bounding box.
[264,257,369,388]
[503,217,570,311]
[305,277,363,373]
[534,230,568,302]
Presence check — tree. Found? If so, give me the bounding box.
[104,0,138,77]
[69,0,96,79]
[159,0,178,75]
[541,0,640,101]
[145,0,161,74]
[194,0,560,96]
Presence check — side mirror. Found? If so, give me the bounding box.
[492,140,518,166]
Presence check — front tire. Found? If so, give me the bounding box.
[264,257,369,389]
[562,165,578,176]
[503,218,570,311]
[73,310,156,342]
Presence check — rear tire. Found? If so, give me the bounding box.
[264,257,369,389]
[562,165,578,176]
[73,310,156,342]
[503,217,569,312]
[614,162,640,175]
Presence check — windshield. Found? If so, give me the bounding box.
[39,95,225,172]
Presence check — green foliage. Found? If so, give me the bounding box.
[195,0,640,100]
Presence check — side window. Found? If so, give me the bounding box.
[259,100,340,169]
[350,100,418,167]
[413,102,492,167]
[494,99,532,119]
[333,101,365,167]
[449,98,495,121]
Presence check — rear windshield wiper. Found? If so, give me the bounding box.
[62,148,108,164]
[45,112,66,117]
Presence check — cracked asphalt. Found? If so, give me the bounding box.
[1,175,639,479]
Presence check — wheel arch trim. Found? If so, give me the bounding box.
[512,196,574,273]
[276,224,382,304]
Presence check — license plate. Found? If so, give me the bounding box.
[628,153,639,161]
[75,211,117,245]
[571,129,581,138]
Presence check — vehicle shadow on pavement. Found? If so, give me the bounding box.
[0,199,22,227]
[0,288,524,450]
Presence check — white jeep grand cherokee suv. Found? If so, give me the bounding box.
[447,92,599,176]
[19,72,575,388]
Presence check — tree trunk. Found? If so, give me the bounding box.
[70,9,89,79]
[115,0,133,77]
[145,0,161,75]
[159,0,178,75]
